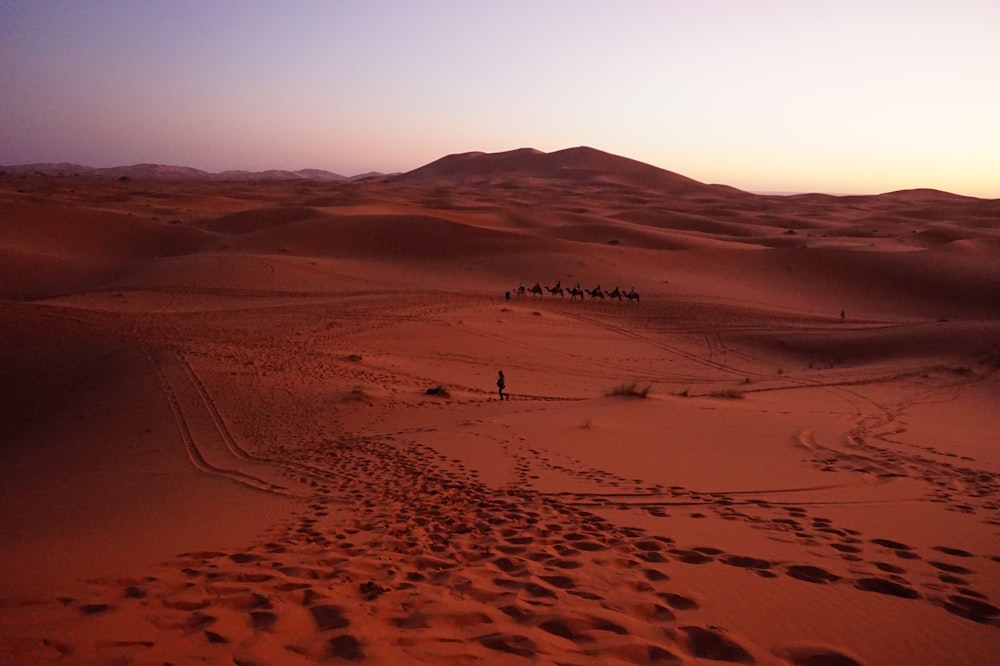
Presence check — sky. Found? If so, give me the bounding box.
[1,1,998,197]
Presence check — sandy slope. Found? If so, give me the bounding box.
[1,154,998,665]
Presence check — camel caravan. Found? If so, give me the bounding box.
[515,280,639,304]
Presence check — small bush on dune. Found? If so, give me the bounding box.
[344,353,363,362]
[708,388,744,400]
[607,382,651,399]
[343,385,371,403]
[425,385,450,398]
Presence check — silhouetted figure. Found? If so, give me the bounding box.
[497,370,509,400]
[840,309,845,321]
[505,289,511,302]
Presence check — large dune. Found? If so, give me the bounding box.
[1,149,998,665]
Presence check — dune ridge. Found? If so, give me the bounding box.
[1,148,998,665]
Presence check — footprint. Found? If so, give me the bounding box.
[327,634,364,660]
[670,549,714,565]
[933,546,973,558]
[774,645,863,665]
[80,603,113,615]
[786,565,841,584]
[479,633,537,658]
[854,577,920,599]
[658,592,699,611]
[928,561,974,575]
[721,555,773,571]
[870,538,911,551]
[939,595,1000,625]
[680,626,754,664]
[309,604,350,631]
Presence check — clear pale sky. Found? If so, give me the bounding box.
[2,1,997,196]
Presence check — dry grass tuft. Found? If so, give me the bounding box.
[607,382,651,399]
[342,385,372,403]
[425,385,451,398]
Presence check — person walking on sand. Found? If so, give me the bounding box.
[496,370,509,400]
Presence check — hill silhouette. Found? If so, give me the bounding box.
[394,146,739,196]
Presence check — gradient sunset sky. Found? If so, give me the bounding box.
[2,1,997,197]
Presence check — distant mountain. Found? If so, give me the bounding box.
[394,146,742,196]
[213,168,348,182]
[104,164,212,179]
[0,163,347,181]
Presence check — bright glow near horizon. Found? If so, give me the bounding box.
[1,1,997,197]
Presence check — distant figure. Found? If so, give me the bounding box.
[840,309,845,321]
[505,289,511,302]
[497,370,509,400]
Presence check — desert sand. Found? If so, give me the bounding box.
[1,147,998,665]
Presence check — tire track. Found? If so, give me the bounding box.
[146,347,304,498]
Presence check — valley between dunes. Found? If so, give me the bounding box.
[2,148,999,665]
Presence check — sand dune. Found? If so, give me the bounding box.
[1,150,998,665]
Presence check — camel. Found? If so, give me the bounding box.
[528,282,543,298]
[517,284,526,298]
[586,286,604,301]
[567,286,585,300]
[545,284,564,298]
[605,286,623,302]
[624,288,640,304]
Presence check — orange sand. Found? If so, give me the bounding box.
[1,147,998,665]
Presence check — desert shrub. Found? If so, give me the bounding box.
[343,353,363,362]
[343,385,370,402]
[607,382,651,398]
[425,385,450,397]
[708,389,744,400]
